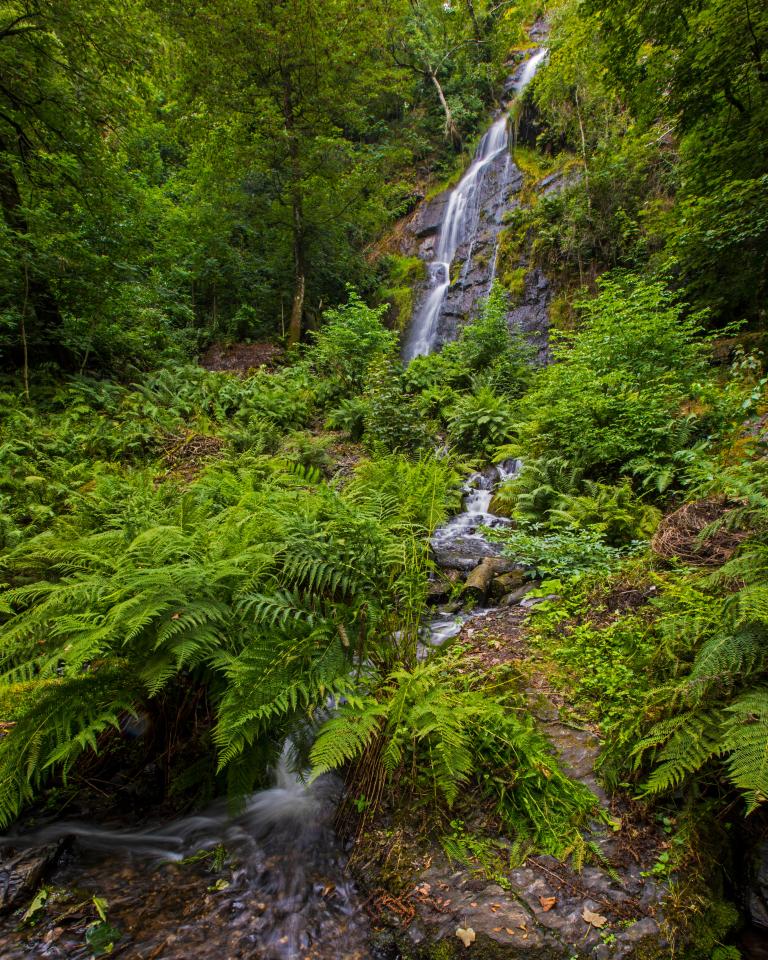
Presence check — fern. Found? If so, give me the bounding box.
[722,690,768,812]
[309,652,598,858]
[635,710,723,794]
[0,449,448,823]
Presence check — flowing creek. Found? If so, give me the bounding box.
[12,41,762,960]
[0,752,370,960]
[0,51,543,959]
[419,459,521,656]
[0,463,522,959]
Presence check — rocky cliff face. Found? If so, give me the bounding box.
[406,155,527,342]
[399,51,555,360]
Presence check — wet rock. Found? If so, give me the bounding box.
[506,267,551,363]
[0,843,65,915]
[502,582,539,606]
[520,593,560,608]
[427,570,462,605]
[411,192,451,239]
[489,570,525,601]
[624,917,660,941]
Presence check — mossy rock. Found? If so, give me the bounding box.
[499,266,527,302]
[378,255,427,330]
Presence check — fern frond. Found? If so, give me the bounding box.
[722,689,768,812]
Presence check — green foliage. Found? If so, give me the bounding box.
[378,255,427,331]
[363,353,430,455]
[407,282,535,403]
[534,0,768,328]
[310,649,598,858]
[514,275,716,487]
[325,396,369,442]
[631,472,768,811]
[309,292,396,396]
[490,524,630,580]
[0,375,460,826]
[447,386,515,456]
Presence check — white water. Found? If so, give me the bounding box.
[430,458,521,571]
[515,46,549,92]
[403,49,548,362]
[1,748,365,960]
[421,459,522,651]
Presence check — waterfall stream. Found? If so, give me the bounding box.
[0,51,552,960]
[403,48,548,362]
[1,751,368,960]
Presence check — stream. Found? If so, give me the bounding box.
[0,752,369,960]
[0,463,521,960]
[2,36,764,957]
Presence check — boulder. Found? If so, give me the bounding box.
[501,581,540,606]
[489,569,525,601]
[0,842,65,915]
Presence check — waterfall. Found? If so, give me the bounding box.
[403,48,548,362]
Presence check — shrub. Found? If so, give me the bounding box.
[447,385,515,455]
[308,290,396,395]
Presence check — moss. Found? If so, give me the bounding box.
[378,255,427,331]
[511,146,556,184]
[499,266,527,302]
[494,219,531,305]
[424,154,469,201]
[548,292,578,331]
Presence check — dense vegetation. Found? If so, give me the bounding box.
[1,0,768,954]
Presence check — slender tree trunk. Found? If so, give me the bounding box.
[428,68,461,146]
[288,202,306,346]
[282,70,306,346]
[21,262,30,399]
[574,88,591,205]
[0,138,66,362]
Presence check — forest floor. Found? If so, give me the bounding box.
[355,603,670,959]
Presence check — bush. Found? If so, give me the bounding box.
[489,523,632,579]
[447,385,515,455]
[308,290,396,395]
[364,353,429,455]
[515,275,713,485]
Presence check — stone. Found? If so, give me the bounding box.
[411,192,451,238]
[501,582,539,606]
[623,917,660,942]
[489,570,525,601]
[748,839,768,929]
[0,842,65,915]
[520,593,560,609]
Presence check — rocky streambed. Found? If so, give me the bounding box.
[1,462,767,959]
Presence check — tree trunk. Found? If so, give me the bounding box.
[282,70,306,346]
[288,206,305,347]
[0,139,66,360]
[429,68,461,146]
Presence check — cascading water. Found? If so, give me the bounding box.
[421,459,522,651]
[0,749,368,960]
[403,48,548,362]
[403,116,509,361]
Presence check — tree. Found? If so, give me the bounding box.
[0,0,157,368]
[166,0,408,345]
